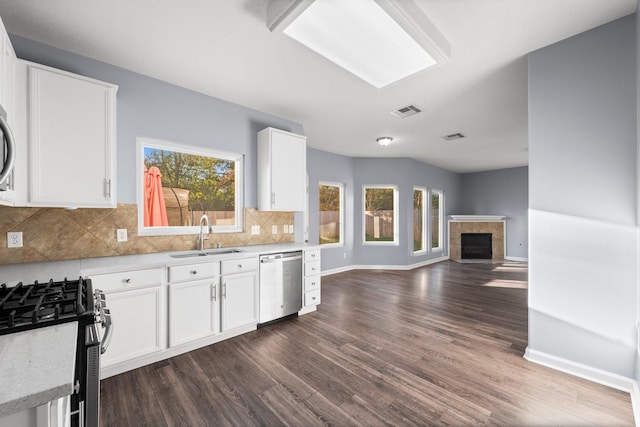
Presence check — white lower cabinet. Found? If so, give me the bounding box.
[85,267,166,369]
[302,249,322,310]
[221,257,258,331]
[168,262,220,347]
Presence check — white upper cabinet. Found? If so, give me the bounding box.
[25,63,117,207]
[0,16,15,118]
[257,127,307,211]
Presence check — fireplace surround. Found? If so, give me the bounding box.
[448,215,506,260]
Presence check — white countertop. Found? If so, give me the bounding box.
[78,242,320,275]
[0,322,78,416]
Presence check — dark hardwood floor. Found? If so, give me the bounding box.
[100,261,634,426]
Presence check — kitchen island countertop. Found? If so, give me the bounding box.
[0,322,77,417]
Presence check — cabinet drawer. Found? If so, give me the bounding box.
[304,276,321,292]
[169,262,220,282]
[88,267,163,293]
[305,260,321,277]
[304,288,321,306]
[221,257,259,275]
[304,249,320,262]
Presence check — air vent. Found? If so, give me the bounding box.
[391,105,422,118]
[442,133,466,141]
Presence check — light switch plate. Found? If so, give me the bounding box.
[116,229,128,242]
[251,225,260,235]
[7,231,23,248]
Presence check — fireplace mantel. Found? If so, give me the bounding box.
[449,215,506,222]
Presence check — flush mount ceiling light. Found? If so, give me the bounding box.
[377,136,393,147]
[267,0,450,88]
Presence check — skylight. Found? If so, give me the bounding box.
[267,0,450,89]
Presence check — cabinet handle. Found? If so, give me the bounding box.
[237,264,243,269]
[191,270,198,275]
[123,278,131,283]
[222,283,227,298]
[105,179,111,198]
[311,296,317,301]
[271,192,275,205]
[212,285,216,301]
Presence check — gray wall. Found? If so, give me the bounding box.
[352,157,461,267]
[10,35,305,207]
[306,152,462,271]
[528,15,637,377]
[460,167,528,259]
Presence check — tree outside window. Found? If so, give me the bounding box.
[364,186,398,244]
[319,183,343,246]
[431,190,443,250]
[413,188,426,253]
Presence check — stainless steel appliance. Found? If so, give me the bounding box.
[0,104,15,188]
[0,277,112,427]
[259,251,303,324]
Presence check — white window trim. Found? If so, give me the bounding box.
[430,189,444,252]
[137,137,244,236]
[413,187,427,255]
[319,181,345,248]
[362,184,399,246]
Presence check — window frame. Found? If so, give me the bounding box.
[137,137,244,236]
[318,181,345,247]
[413,187,427,255]
[362,185,399,246]
[430,189,444,251]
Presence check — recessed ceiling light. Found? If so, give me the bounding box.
[267,0,450,89]
[377,136,394,146]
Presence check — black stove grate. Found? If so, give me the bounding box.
[0,277,94,335]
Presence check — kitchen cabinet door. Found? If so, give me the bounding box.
[257,127,307,211]
[169,278,219,347]
[100,286,166,367]
[0,16,15,114]
[27,63,117,208]
[221,272,257,331]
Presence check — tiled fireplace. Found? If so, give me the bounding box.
[448,215,506,260]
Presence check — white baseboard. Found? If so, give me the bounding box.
[505,256,528,262]
[321,256,449,277]
[524,347,635,393]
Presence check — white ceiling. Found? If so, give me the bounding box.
[0,0,636,173]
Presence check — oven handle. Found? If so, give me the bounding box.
[0,113,16,186]
[100,308,113,355]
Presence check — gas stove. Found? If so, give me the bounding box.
[0,277,94,335]
[0,277,111,427]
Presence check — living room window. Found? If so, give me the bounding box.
[319,182,344,246]
[431,189,444,250]
[413,187,427,254]
[363,185,398,245]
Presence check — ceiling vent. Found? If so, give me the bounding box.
[391,105,422,118]
[442,132,465,141]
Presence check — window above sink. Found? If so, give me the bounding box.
[137,137,244,236]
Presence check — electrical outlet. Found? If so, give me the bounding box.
[116,229,128,243]
[7,231,22,248]
[272,225,278,234]
[251,225,260,235]
[288,224,294,234]
[283,224,288,233]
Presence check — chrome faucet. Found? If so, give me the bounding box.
[197,214,210,250]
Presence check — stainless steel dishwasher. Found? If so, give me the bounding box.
[259,251,303,324]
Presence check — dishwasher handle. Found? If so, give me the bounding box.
[260,252,303,263]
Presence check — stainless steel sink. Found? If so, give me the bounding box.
[170,249,243,259]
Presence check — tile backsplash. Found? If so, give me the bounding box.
[0,205,294,265]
